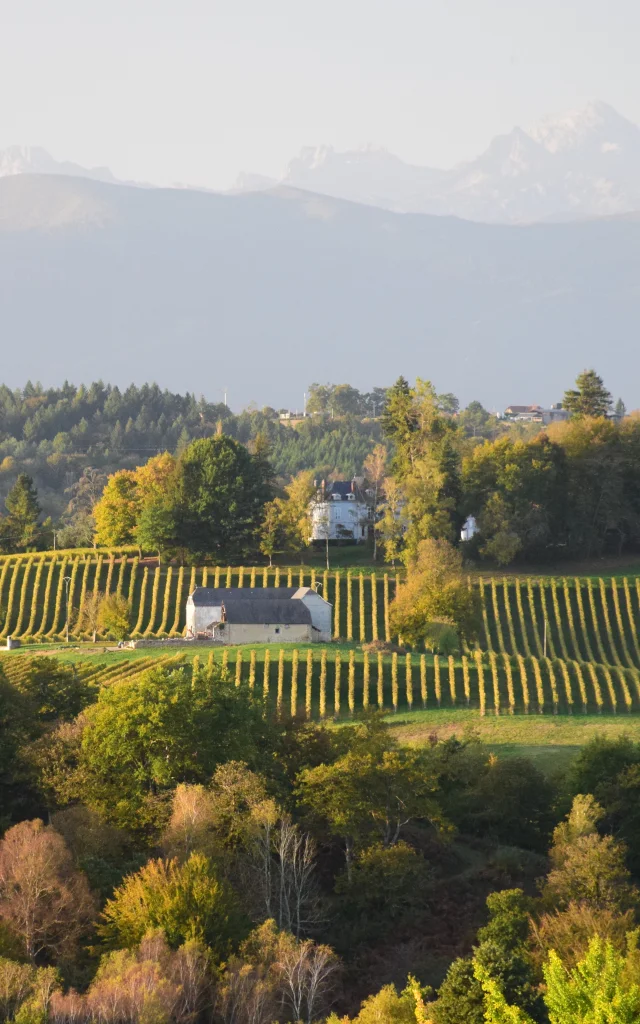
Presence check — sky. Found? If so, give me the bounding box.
[2,0,640,190]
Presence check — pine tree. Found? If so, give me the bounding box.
[563,369,612,418]
[5,474,41,549]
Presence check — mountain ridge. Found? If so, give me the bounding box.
[0,171,639,410]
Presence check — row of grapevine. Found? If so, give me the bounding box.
[0,652,184,691]
[480,576,640,669]
[0,556,399,643]
[1,553,640,668]
[178,646,640,717]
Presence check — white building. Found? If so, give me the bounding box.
[310,479,369,543]
[461,515,478,542]
[185,586,332,643]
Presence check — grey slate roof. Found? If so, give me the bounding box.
[217,599,311,625]
[190,587,300,606]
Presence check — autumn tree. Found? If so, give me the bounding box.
[390,538,480,648]
[100,852,244,959]
[0,819,95,961]
[540,794,637,913]
[277,471,316,558]
[98,593,132,639]
[94,470,138,546]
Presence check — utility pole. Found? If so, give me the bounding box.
[63,575,72,643]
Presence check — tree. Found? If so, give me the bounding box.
[4,475,41,550]
[541,794,637,913]
[615,398,627,419]
[100,852,245,959]
[59,467,107,549]
[12,657,93,723]
[78,665,276,836]
[390,538,480,647]
[259,501,282,567]
[462,757,554,852]
[462,434,567,566]
[172,435,272,562]
[435,890,540,1024]
[0,819,95,961]
[93,470,139,547]
[476,937,640,1024]
[363,444,387,560]
[98,593,132,639]
[75,590,104,643]
[277,471,316,558]
[296,746,441,880]
[563,369,612,418]
[376,478,407,566]
[135,497,179,561]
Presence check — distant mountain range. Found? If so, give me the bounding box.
[0,173,638,409]
[232,102,640,224]
[5,102,640,224]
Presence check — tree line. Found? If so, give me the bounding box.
[0,370,636,568]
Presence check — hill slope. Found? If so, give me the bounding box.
[2,173,640,407]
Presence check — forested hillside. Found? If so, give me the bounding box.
[0,381,384,524]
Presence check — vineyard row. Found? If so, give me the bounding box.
[4,648,640,717]
[0,554,639,670]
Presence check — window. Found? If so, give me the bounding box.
[274,627,281,634]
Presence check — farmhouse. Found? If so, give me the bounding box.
[185,586,332,644]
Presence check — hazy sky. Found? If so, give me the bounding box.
[2,0,639,189]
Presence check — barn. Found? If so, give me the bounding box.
[185,587,332,644]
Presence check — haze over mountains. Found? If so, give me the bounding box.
[1,171,639,409]
[234,102,640,224]
[5,101,640,224]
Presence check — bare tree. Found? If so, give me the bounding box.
[0,819,95,962]
[275,818,321,939]
[276,935,339,1024]
[74,591,104,643]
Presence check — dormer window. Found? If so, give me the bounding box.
[347,494,355,501]
[332,493,341,500]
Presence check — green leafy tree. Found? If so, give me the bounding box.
[296,745,441,879]
[100,852,244,958]
[435,890,541,1024]
[259,501,283,566]
[172,435,272,562]
[77,665,276,836]
[477,937,640,1024]
[563,369,612,418]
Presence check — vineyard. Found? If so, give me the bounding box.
[2,553,640,715]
